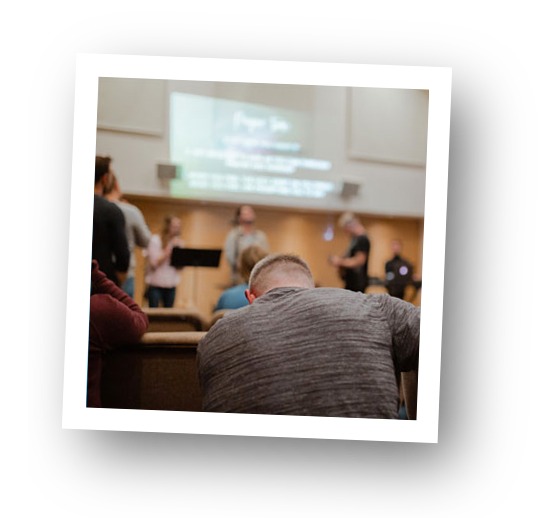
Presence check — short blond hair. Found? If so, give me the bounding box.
[249,254,314,295]
[338,211,358,228]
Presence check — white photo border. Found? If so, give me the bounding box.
[62,54,451,443]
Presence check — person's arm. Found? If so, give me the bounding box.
[147,235,171,268]
[330,235,369,269]
[90,261,148,349]
[331,251,367,269]
[378,293,420,372]
[224,229,238,267]
[132,206,152,249]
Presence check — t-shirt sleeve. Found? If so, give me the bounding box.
[352,235,370,255]
[377,293,420,372]
[132,206,152,248]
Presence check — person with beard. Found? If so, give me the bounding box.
[224,205,270,286]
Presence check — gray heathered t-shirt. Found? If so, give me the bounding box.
[197,287,420,419]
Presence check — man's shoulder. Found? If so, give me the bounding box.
[94,194,112,208]
[116,201,144,225]
[200,304,251,344]
[224,227,240,241]
[217,301,251,321]
[117,200,141,217]
[95,195,123,217]
[289,288,398,317]
[295,286,363,301]
[90,293,122,320]
[350,234,370,253]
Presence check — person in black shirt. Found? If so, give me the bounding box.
[329,212,370,292]
[92,156,130,286]
[385,239,414,300]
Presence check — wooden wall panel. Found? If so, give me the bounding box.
[127,196,423,316]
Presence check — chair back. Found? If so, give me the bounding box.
[101,331,206,412]
[144,308,209,332]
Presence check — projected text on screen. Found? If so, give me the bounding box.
[169,93,334,204]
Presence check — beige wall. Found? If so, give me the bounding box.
[128,195,423,315]
[97,80,427,217]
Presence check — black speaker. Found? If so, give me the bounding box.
[157,163,178,179]
[341,181,360,198]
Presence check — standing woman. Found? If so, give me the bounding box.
[145,215,185,308]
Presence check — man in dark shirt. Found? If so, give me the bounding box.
[92,156,130,286]
[329,212,370,292]
[385,239,414,300]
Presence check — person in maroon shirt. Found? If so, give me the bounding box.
[88,260,149,407]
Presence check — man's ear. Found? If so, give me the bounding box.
[245,289,257,305]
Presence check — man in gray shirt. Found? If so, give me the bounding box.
[104,171,152,298]
[197,254,420,419]
[224,205,270,286]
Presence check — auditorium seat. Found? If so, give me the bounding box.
[208,309,231,328]
[100,331,205,412]
[143,308,210,332]
[100,330,419,418]
[401,370,418,420]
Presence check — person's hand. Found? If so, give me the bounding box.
[164,238,182,260]
[329,255,341,267]
[170,236,183,248]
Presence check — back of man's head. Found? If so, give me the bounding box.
[95,156,111,185]
[248,253,314,298]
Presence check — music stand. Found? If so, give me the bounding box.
[170,248,222,308]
